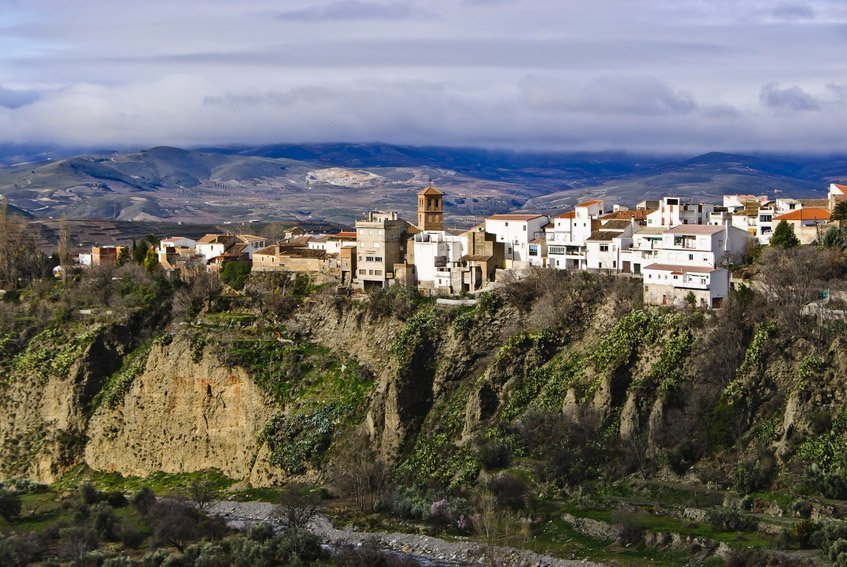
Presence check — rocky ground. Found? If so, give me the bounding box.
[206,501,600,567]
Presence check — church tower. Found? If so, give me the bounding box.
[417,184,444,231]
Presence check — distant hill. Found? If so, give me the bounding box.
[0,144,844,225]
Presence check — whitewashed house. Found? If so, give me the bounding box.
[412,230,466,294]
[646,197,715,228]
[484,213,549,268]
[544,200,604,270]
[643,264,729,309]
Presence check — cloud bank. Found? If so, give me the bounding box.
[0,0,845,153]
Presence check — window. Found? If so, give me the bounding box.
[523,224,527,231]
[689,254,694,260]
[375,256,383,262]
[358,269,366,274]
[505,222,509,227]
[374,242,381,248]
[375,270,382,275]
[599,245,609,252]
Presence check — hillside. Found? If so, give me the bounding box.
[0,144,844,226]
[2,246,847,564]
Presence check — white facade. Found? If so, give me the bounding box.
[484,214,549,267]
[646,197,715,228]
[413,231,466,291]
[157,237,197,263]
[237,235,268,259]
[545,201,604,270]
[585,223,636,272]
[643,264,729,309]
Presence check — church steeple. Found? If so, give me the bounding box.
[417,183,444,231]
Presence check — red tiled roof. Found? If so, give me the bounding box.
[833,183,847,194]
[418,186,443,196]
[577,200,603,207]
[774,207,830,221]
[600,209,652,220]
[333,231,357,239]
[487,213,544,221]
[554,211,576,219]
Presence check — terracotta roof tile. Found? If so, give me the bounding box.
[774,207,830,221]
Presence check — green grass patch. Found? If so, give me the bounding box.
[53,464,236,495]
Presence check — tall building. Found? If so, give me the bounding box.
[417,185,444,231]
[355,211,413,290]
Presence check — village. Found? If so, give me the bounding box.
[71,182,847,310]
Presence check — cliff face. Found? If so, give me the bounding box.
[2,279,846,493]
[84,337,276,484]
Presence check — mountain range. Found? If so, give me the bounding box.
[0,143,844,227]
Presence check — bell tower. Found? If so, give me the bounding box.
[417,184,444,231]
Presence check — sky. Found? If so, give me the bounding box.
[0,0,845,154]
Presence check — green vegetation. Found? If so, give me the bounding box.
[219,260,252,290]
[770,219,800,249]
[90,339,154,411]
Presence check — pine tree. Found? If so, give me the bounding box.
[770,220,800,249]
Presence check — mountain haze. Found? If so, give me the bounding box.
[0,144,844,226]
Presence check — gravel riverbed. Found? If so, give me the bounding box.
[207,501,601,567]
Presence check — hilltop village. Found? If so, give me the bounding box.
[74,182,847,310]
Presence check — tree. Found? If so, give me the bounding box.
[822,226,846,249]
[331,435,388,512]
[771,220,800,249]
[143,247,159,272]
[188,479,216,511]
[275,483,320,531]
[0,490,22,522]
[219,260,251,291]
[58,216,72,286]
[150,500,201,552]
[832,201,847,223]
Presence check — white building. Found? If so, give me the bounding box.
[585,220,637,272]
[412,230,466,294]
[157,236,197,263]
[545,200,604,270]
[308,232,357,255]
[643,264,729,309]
[484,213,549,268]
[236,235,268,259]
[637,223,749,309]
[646,197,715,228]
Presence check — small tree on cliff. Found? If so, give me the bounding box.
[771,220,800,249]
[0,490,22,522]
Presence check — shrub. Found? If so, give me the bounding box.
[734,454,775,494]
[477,439,512,471]
[131,486,156,515]
[612,508,646,546]
[707,507,757,532]
[792,519,817,548]
[0,531,42,565]
[792,499,813,519]
[487,473,527,511]
[104,491,128,508]
[771,220,800,249]
[0,489,22,522]
[219,260,252,291]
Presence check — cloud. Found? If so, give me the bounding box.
[523,75,697,116]
[276,1,426,21]
[0,0,845,153]
[0,85,39,109]
[759,82,820,111]
[771,3,817,21]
